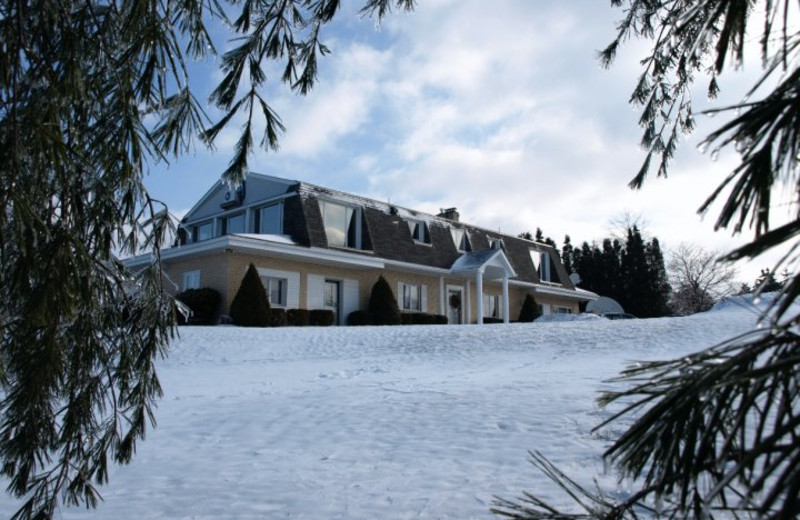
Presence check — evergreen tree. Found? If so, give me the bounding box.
[561,235,574,274]
[517,294,540,322]
[645,238,671,317]
[1,2,420,516]
[495,1,800,518]
[368,275,401,325]
[754,268,782,292]
[229,264,270,327]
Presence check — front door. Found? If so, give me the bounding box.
[324,280,341,325]
[447,287,463,324]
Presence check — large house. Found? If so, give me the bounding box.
[130,173,596,325]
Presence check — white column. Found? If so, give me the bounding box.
[476,268,484,325]
[502,274,510,324]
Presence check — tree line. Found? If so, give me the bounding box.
[526,226,788,318]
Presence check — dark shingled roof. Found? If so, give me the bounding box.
[290,181,575,290]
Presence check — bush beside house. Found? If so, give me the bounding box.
[368,275,401,325]
[517,294,540,322]
[175,287,221,325]
[230,263,270,327]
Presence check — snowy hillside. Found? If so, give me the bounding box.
[0,299,772,519]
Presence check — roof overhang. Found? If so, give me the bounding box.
[122,234,386,271]
[450,249,517,280]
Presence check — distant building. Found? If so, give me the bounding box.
[126,173,596,324]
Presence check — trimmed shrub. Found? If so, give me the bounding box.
[175,287,221,325]
[268,308,287,327]
[347,310,374,326]
[400,312,449,325]
[286,308,310,327]
[518,294,540,322]
[368,275,401,325]
[309,309,335,326]
[482,317,504,324]
[229,263,270,327]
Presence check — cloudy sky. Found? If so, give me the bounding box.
[144,0,788,282]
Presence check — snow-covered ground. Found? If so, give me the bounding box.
[0,297,773,519]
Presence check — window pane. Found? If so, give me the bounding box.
[322,201,347,247]
[451,229,465,250]
[196,222,213,241]
[227,213,245,234]
[260,203,283,235]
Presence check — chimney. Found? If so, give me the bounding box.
[437,207,459,222]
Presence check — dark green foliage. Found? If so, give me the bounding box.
[268,308,287,327]
[368,275,401,325]
[229,264,270,327]
[309,309,335,326]
[517,294,540,322]
[0,0,419,517]
[400,312,448,325]
[496,1,800,519]
[176,288,222,325]
[347,310,374,326]
[561,235,573,274]
[286,308,310,327]
[482,317,504,324]
[754,268,782,292]
[564,228,670,318]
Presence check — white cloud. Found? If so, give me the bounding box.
[146,0,789,283]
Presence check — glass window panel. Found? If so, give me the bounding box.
[226,213,245,234]
[321,201,356,248]
[196,222,213,242]
[260,203,283,235]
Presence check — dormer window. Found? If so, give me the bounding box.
[408,220,430,244]
[451,228,470,252]
[320,200,361,249]
[530,249,551,282]
[490,238,504,251]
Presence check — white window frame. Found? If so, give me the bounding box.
[319,200,361,249]
[482,293,501,318]
[193,221,214,242]
[401,283,422,312]
[181,270,201,291]
[451,228,469,252]
[407,220,429,244]
[530,249,552,282]
[263,276,288,307]
[555,306,572,315]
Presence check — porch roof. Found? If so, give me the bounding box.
[450,249,517,280]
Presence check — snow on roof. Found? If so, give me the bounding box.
[450,250,501,272]
[233,233,298,245]
[297,181,555,246]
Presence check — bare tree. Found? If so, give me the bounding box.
[668,244,738,315]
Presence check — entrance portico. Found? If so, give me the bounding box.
[450,249,517,324]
